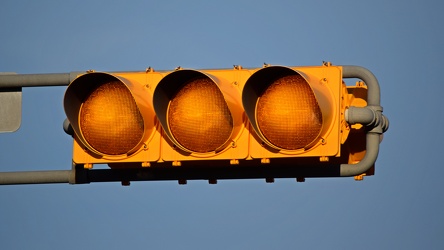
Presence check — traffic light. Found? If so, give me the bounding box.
[64,71,161,168]
[63,62,388,182]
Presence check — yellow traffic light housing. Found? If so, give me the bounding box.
[63,63,388,182]
[242,65,340,160]
[64,72,161,166]
[153,69,248,161]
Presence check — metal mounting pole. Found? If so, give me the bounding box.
[0,170,74,185]
[340,65,389,177]
[0,72,82,88]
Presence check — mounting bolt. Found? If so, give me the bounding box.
[322,61,332,67]
[354,174,365,181]
[296,177,305,182]
[321,78,328,84]
[230,159,239,165]
[84,163,93,169]
[261,158,270,164]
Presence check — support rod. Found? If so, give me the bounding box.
[342,65,380,106]
[0,72,82,88]
[340,133,380,177]
[340,65,387,177]
[0,163,344,185]
[0,170,73,185]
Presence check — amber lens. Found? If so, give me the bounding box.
[168,77,233,153]
[80,81,144,155]
[256,74,322,150]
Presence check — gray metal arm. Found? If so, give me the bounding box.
[340,65,389,177]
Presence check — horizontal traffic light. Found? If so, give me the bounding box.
[62,63,388,180]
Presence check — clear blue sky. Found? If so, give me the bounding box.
[0,0,443,249]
